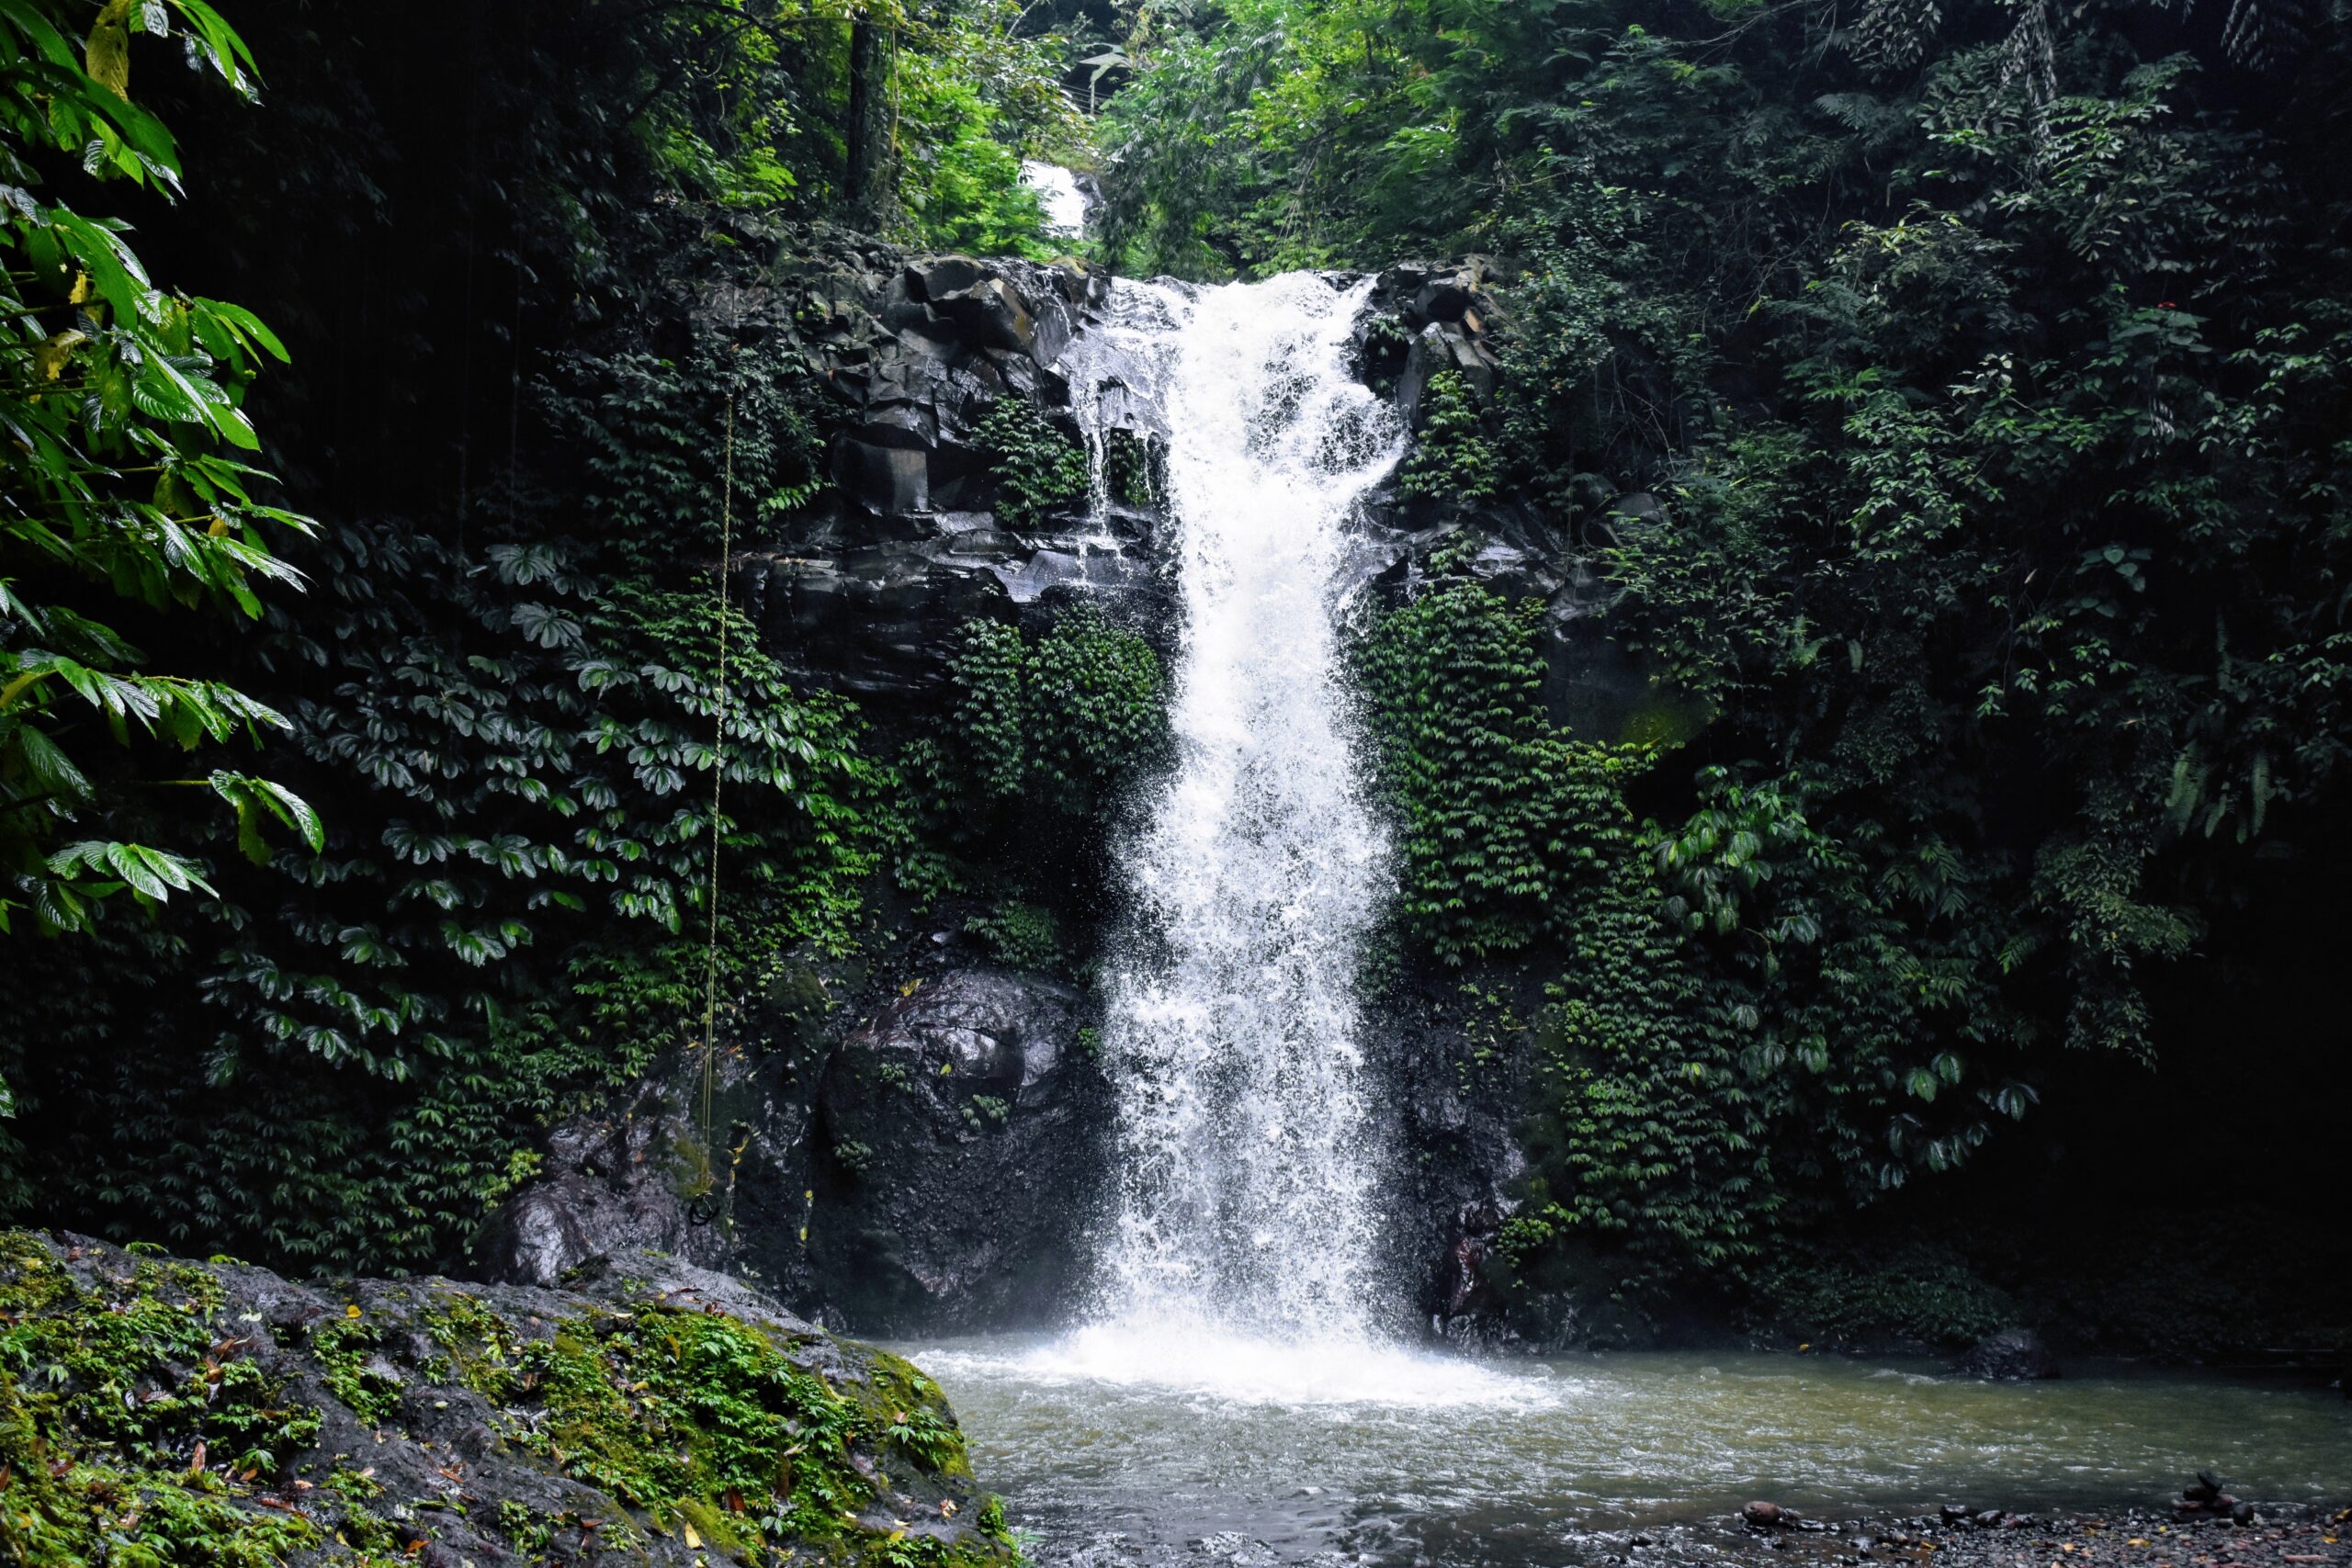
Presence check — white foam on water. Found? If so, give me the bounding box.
[917,1323,1562,1412]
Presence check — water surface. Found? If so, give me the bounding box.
[900,1336,2352,1565]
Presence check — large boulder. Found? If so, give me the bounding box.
[479,964,842,1309]
[1959,1325,2062,1380]
[0,1229,1013,1568]
[809,967,1111,1333]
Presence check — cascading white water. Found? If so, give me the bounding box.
[1018,160,1089,239]
[1092,272,1400,1332]
[1036,272,1512,1402]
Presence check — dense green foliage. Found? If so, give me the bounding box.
[896,604,1170,928]
[0,0,1098,1270]
[1360,554,2034,1286]
[973,398,1091,529]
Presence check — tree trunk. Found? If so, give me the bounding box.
[843,17,885,224]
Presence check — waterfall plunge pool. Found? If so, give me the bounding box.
[894,1335,2351,1566]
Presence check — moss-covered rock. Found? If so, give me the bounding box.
[0,1229,1013,1567]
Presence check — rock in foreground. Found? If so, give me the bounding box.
[1957,1325,2060,1381]
[0,1229,1012,1566]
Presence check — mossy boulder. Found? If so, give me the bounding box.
[0,1229,1013,1567]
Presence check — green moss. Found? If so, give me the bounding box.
[492,1496,553,1558]
[418,1285,525,1403]
[0,1235,1008,1568]
[337,1503,404,1555]
[0,1234,322,1566]
[308,1315,402,1428]
[489,1306,1004,1563]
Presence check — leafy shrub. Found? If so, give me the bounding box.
[964,901,1063,972]
[974,400,1090,530]
[1747,1244,2020,1351]
[893,603,1169,906]
[1399,370,1500,503]
[0,322,883,1271]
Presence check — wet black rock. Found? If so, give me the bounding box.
[1959,1326,2060,1381]
[482,958,1115,1337]
[480,960,846,1307]
[808,967,1111,1332]
[734,243,1162,703]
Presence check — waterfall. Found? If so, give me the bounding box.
[1060,273,1411,1375]
[1019,160,1089,239]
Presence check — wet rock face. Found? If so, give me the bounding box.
[1342,260,1673,741]
[1372,968,1665,1355]
[478,959,1112,1337]
[809,968,1111,1334]
[479,1090,704,1292]
[755,240,1660,749]
[750,248,1174,705]
[0,1230,1012,1568]
[477,1057,832,1311]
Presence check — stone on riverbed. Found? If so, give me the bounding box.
[1958,1325,2060,1380]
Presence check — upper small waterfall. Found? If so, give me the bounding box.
[1019,160,1090,239]
[1061,272,1409,1364]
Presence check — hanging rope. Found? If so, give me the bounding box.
[692,384,737,1215]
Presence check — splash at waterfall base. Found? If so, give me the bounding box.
[906,1332,2352,1568]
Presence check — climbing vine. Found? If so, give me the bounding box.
[1399,370,1500,504]
[974,399,1089,530]
[892,603,1169,925]
[1358,552,2040,1289]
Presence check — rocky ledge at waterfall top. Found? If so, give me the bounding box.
[0,1228,1013,1567]
[679,227,1659,730]
[481,230,1665,1345]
